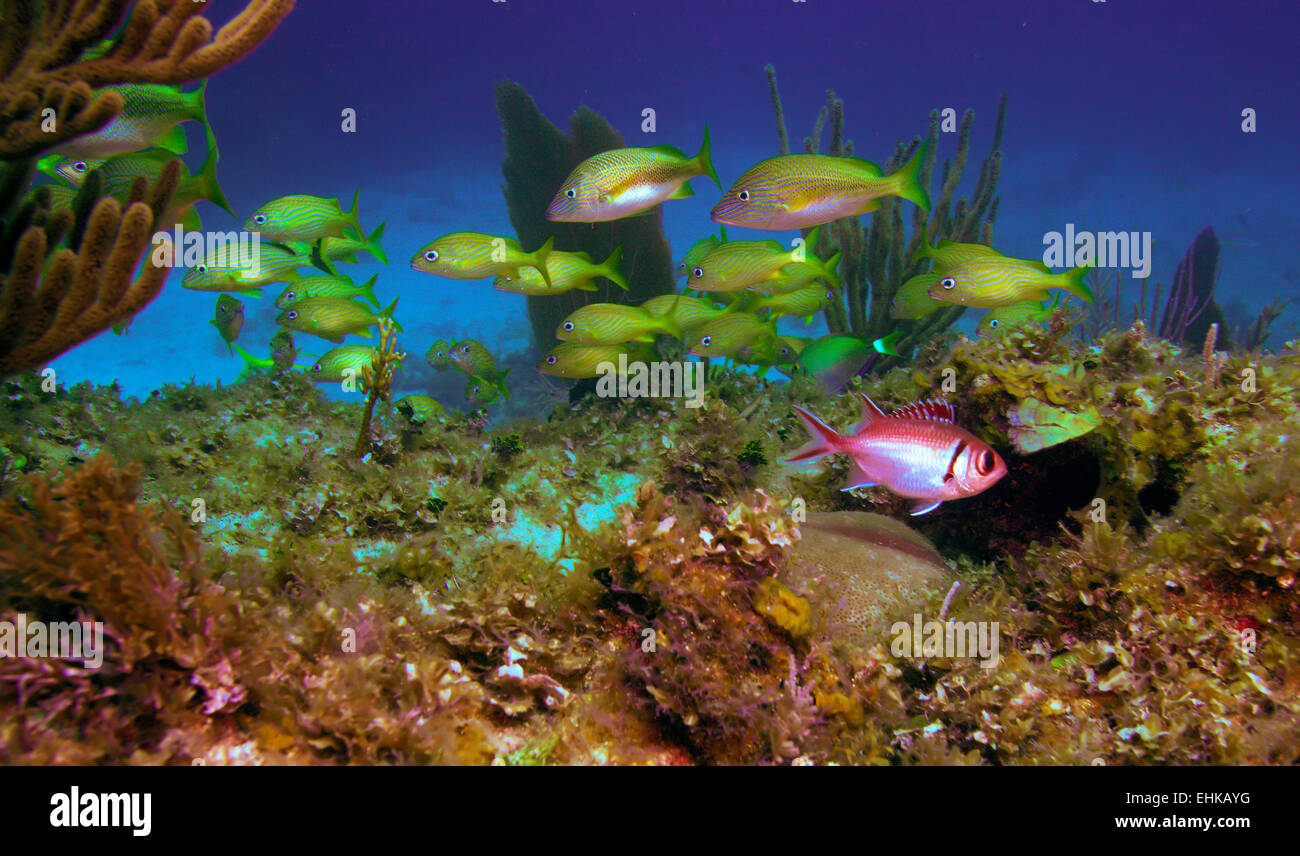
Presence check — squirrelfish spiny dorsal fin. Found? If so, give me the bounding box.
[853,391,888,433]
[889,398,956,423]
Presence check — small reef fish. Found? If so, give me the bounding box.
[751,285,834,321]
[786,393,1007,515]
[274,274,379,309]
[270,329,298,371]
[890,273,948,320]
[181,242,314,295]
[735,335,806,369]
[916,239,1005,269]
[547,126,720,222]
[448,340,500,378]
[292,222,388,265]
[277,297,401,344]
[245,191,364,243]
[688,227,838,292]
[308,345,378,383]
[758,250,843,295]
[795,332,903,391]
[40,135,232,215]
[210,295,244,355]
[52,82,207,158]
[977,298,1058,336]
[466,377,507,405]
[676,232,723,278]
[538,343,651,378]
[411,232,554,286]
[493,246,627,294]
[557,303,681,346]
[927,259,1093,308]
[711,140,932,230]
[397,394,445,422]
[638,293,731,332]
[684,312,777,357]
[426,339,457,370]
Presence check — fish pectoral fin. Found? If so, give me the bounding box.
[910,499,943,516]
[667,183,695,200]
[840,460,879,491]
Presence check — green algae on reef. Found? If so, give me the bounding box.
[1,321,1299,764]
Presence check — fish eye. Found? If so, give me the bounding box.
[738,189,750,201]
[424,250,439,262]
[990,319,999,328]
[941,277,956,289]
[976,450,995,475]
[546,355,558,365]
[436,350,445,359]
[287,309,297,320]
[701,336,713,346]
[461,345,471,353]
[253,214,266,225]
[562,322,575,331]
[285,291,295,300]
[73,161,87,171]
[564,188,576,199]
[312,362,321,372]
[692,267,704,279]
[196,265,206,274]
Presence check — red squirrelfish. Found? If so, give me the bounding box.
[785,393,1006,515]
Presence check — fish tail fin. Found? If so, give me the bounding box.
[601,245,628,290]
[894,137,932,211]
[233,344,274,370]
[695,123,721,190]
[873,330,903,357]
[823,250,843,291]
[156,124,188,155]
[532,236,555,287]
[360,273,380,308]
[365,221,388,265]
[35,154,62,180]
[346,189,363,240]
[191,78,210,127]
[379,297,403,332]
[1061,264,1094,303]
[784,404,843,463]
[195,121,234,216]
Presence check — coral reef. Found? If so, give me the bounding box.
[495,81,674,350]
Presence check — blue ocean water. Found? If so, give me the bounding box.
[48,0,1300,397]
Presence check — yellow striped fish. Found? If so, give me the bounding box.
[557,303,681,346]
[916,239,1005,269]
[685,313,778,357]
[245,190,364,242]
[181,242,308,294]
[538,343,652,378]
[711,139,931,230]
[977,296,1060,336]
[639,294,731,331]
[494,246,627,294]
[689,226,836,292]
[275,274,379,309]
[52,82,206,158]
[676,232,723,278]
[547,126,720,222]
[928,259,1093,308]
[752,285,833,320]
[410,232,554,286]
[761,250,843,294]
[308,345,377,383]
[890,273,948,320]
[397,394,445,422]
[277,297,401,344]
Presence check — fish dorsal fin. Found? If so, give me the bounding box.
[889,398,956,423]
[853,391,887,432]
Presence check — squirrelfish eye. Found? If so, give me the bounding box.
[738,189,750,201]
[941,277,956,290]
[564,188,576,199]
[424,250,439,262]
[546,355,558,365]
[701,336,712,347]
[692,267,704,279]
[562,321,575,331]
[977,450,995,474]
